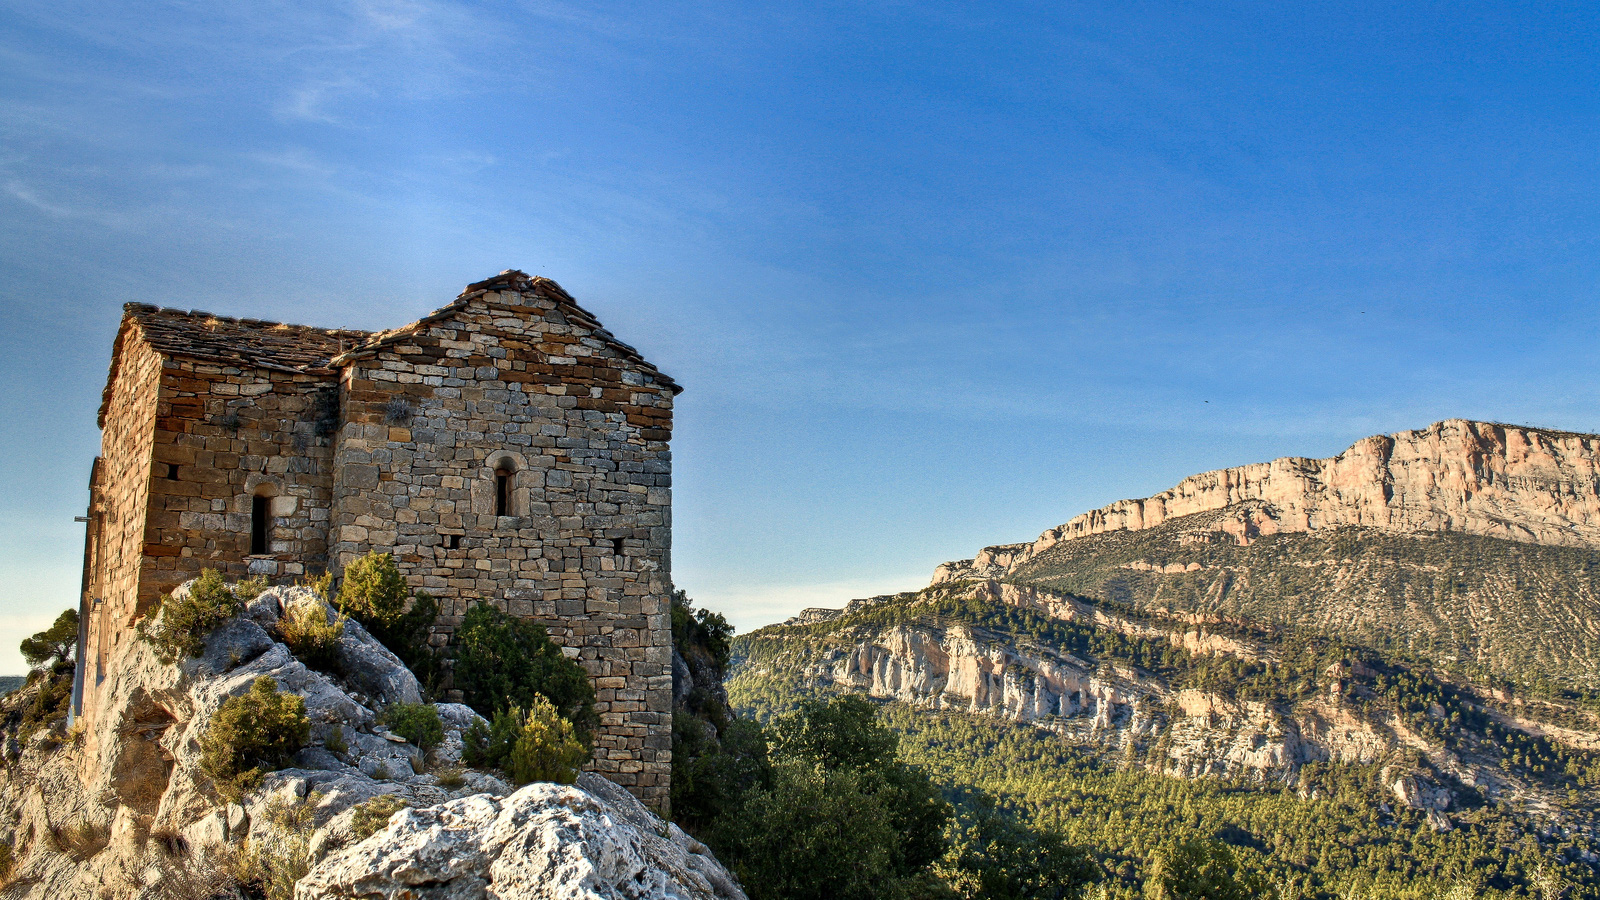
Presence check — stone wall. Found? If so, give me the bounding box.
[82,323,162,735]
[328,282,676,807]
[141,358,339,594]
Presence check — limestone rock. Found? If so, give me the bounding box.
[297,775,746,900]
[278,591,423,706]
[0,576,736,900]
[932,420,1600,585]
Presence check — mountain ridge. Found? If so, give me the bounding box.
[933,419,1600,585]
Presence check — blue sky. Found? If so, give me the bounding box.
[1,1,1596,672]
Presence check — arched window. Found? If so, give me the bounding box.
[250,495,270,555]
[494,459,515,517]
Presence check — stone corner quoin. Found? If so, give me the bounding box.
[75,269,679,809]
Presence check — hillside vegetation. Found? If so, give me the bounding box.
[1010,515,1600,694]
[730,573,1600,899]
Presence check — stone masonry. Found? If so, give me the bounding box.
[76,271,679,808]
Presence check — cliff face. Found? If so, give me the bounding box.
[934,420,1600,584]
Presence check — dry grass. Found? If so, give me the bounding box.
[47,820,108,862]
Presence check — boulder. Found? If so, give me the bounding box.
[279,592,423,706]
[297,774,747,900]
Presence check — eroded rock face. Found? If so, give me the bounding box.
[932,420,1600,584]
[297,774,746,900]
[755,578,1483,819]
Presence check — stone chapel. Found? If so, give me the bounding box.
[74,270,679,806]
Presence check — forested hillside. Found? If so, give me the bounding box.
[730,575,1600,898]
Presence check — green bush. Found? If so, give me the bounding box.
[462,708,520,770]
[5,661,73,741]
[381,702,443,751]
[671,714,772,832]
[20,609,78,669]
[452,603,597,743]
[277,602,344,672]
[337,552,408,622]
[138,569,244,664]
[672,590,733,671]
[200,676,310,801]
[349,794,408,840]
[462,697,588,785]
[336,551,440,687]
[716,759,910,900]
[507,696,588,785]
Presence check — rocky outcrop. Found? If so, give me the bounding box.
[0,581,744,900]
[932,420,1600,584]
[298,774,745,900]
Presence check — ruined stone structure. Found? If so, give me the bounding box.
[75,270,679,807]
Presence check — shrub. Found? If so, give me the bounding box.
[462,697,588,785]
[671,590,733,671]
[452,603,597,743]
[277,602,344,672]
[696,695,951,900]
[234,575,270,602]
[381,702,443,751]
[337,552,408,623]
[323,726,348,755]
[349,794,408,841]
[149,826,189,860]
[716,760,904,900]
[435,767,466,789]
[462,708,519,770]
[20,609,78,669]
[671,714,771,832]
[9,661,73,741]
[336,552,440,686]
[200,676,310,801]
[507,696,588,785]
[138,570,244,664]
[938,799,1100,900]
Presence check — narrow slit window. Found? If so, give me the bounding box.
[164,463,179,479]
[250,495,269,555]
[612,537,625,556]
[494,464,513,517]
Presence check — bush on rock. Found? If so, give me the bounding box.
[336,551,440,687]
[462,696,588,785]
[277,601,345,672]
[138,569,244,664]
[381,702,443,751]
[200,676,310,801]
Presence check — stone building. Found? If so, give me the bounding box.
[74,270,679,806]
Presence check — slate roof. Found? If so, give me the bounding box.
[123,303,372,374]
[99,270,680,426]
[330,270,682,395]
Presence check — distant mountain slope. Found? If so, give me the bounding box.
[1007,516,1600,692]
[934,420,1600,585]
